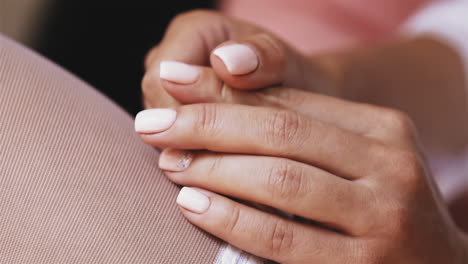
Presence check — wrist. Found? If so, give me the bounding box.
[304,52,347,98]
[327,37,468,154]
[291,51,343,98]
[328,37,465,101]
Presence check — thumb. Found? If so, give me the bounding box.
[209,33,329,92]
[142,10,232,109]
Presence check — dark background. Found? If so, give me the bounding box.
[36,1,215,116]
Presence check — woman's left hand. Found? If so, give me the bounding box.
[135,91,467,263]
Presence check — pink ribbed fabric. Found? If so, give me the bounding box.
[0,34,222,263]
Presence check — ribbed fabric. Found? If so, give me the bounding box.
[0,34,222,263]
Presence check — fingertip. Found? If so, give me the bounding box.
[161,65,233,104]
[176,187,211,214]
[210,43,261,90]
[212,43,259,75]
[210,36,287,90]
[157,61,205,103]
[176,187,230,229]
[160,60,201,85]
[134,108,177,134]
[159,148,194,172]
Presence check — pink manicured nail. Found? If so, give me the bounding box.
[160,61,201,84]
[159,149,194,172]
[213,44,259,75]
[134,109,177,133]
[176,187,210,214]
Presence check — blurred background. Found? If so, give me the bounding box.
[1,0,214,115]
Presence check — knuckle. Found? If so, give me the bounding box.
[207,154,223,178]
[263,219,295,255]
[367,184,410,235]
[220,204,242,236]
[388,149,423,181]
[194,104,221,136]
[397,156,426,195]
[266,161,304,201]
[141,71,156,95]
[256,33,286,67]
[267,110,301,150]
[141,72,161,108]
[367,152,425,239]
[376,199,413,240]
[370,145,424,186]
[379,109,415,137]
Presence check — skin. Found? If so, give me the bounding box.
[140,10,468,263]
[143,10,468,154]
[137,100,468,263]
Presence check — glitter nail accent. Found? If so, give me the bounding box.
[177,152,194,170]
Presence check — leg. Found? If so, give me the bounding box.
[0,35,224,263]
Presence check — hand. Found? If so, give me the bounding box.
[142,10,338,109]
[134,91,468,263]
[143,10,468,154]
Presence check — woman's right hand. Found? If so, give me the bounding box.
[142,10,340,109]
[143,10,468,157]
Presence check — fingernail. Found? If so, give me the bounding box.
[159,149,194,172]
[213,44,258,75]
[160,61,201,84]
[134,109,177,133]
[176,187,210,214]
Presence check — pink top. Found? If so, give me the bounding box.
[220,0,432,53]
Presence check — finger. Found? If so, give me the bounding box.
[153,61,374,130]
[175,187,352,263]
[135,104,385,179]
[141,10,226,108]
[161,150,372,234]
[209,34,317,90]
[158,61,271,106]
[144,10,229,70]
[157,78,415,147]
[141,10,217,108]
[142,10,256,108]
[251,87,399,138]
[259,89,419,149]
[158,61,238,105]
